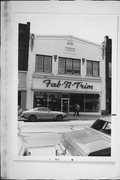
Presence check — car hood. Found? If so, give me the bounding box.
[61,128,111,156]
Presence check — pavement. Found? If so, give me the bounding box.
[65,113,100,121]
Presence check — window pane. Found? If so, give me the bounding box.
[93,62,99,76]
[66,59,72,74]
[44,56,52,73]
[87,61,92,76]
[73,60,80,74]
[59,58,65,74]
[35,55,43,72]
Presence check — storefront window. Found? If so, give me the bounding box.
[85,94,99,112]
[34,92,100,113]
[35,54,52,73]
[34,92,62,111]
[87,60,99,77]
[70,93,99,112]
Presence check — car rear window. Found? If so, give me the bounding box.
[91,119,111,136]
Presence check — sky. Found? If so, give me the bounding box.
[17,14,117,45]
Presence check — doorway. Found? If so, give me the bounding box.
[61,98,69,113]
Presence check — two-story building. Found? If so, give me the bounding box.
[21,34,105,115]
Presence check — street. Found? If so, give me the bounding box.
[18,118,95,156]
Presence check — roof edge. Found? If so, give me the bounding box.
[31,34,101,47]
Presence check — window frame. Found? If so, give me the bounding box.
[59,57,81,75]
[35,54,52,73]
[86,60,99,77]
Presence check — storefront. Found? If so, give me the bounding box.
[32,77,101,114]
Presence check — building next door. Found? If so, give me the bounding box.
[61,98,69,113]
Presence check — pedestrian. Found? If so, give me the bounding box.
[18,105,23,116]
[73,104,80,116]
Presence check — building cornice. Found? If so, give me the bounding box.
[32,34,101,48]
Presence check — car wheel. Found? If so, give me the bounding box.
[29,115,37,122]
[56,115,63,121]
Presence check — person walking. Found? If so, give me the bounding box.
[74,104,80,116]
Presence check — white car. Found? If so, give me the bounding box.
[56,117,111,156]
[20,107,67,121]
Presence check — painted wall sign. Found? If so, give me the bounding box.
[43,79,93,90]
[32,77,101,92]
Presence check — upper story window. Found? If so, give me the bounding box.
[35,54,52,73]
[59,57,81,75]
[86,60,99,77]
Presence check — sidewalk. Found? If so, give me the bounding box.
[66,113,101,121]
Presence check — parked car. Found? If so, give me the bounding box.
[55,117,111,156]
[20,107,67,121]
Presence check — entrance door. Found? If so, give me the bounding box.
[61,98,69,113]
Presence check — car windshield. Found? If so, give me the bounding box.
[91,119,111,136]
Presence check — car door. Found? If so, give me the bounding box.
[42,108,53,119]
[38,107,52,119]
[36,107,46,119]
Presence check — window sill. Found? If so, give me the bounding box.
[33,71,53,78]
[85,76,101,80]
[58,73,81,77]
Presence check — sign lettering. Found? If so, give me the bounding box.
[43,79,93,90]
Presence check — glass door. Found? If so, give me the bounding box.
[61,98,69,113]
